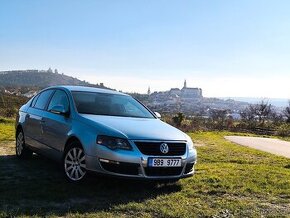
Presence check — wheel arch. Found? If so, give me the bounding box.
[64,135,84,153]
[15,124,23,137]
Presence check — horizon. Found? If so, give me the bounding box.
[1,1,290,98]
[2,68,290,102]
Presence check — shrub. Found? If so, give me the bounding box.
[276,124,290,137]
[1,107,17,118]
[172,113,184,127]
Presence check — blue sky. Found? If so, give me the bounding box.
[0,0,290,98]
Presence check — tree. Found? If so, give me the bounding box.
[172,112,184,127]
[47,68,53,73]
[240,100,273,128]
[240,105,256,123]
[210,109,227,130]
[269,110,283,125]
[54,69,58,74]
[255,100,272,126]
[284,101,290,123]
[210,109,227,122]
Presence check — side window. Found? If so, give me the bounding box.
[47,90,69,112]
[34,90,54,110]
[31,94,39,107]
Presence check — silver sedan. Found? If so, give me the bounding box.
[15,86,197,182]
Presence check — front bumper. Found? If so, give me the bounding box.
[85,140,197,180]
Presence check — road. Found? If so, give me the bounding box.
[225,136,290,158]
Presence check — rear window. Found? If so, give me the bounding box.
[33,90,54,110]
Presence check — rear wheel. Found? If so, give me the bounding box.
[63,142,87,182]
[16,130,33,159]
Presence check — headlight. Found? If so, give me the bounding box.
[96,135,132,150]
[185,134,195,150]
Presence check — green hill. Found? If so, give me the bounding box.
[0,69,106,89]
[0,69,110,117]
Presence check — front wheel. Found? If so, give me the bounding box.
[16,130,32,159]
[63,142,87,182]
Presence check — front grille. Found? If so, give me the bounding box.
[145,167,183,176]
[100,161,140,175]
[134,142,186,156]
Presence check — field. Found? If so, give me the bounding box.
[0,120,290,217]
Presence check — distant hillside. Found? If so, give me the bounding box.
[0,69,107,89]
[222,97,290,107]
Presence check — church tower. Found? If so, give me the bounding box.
[147,86,151,95]
[183,79,187,88]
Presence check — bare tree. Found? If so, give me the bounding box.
[210,109,227,121]
[270,111,284,125]
[209,109,228,130]
[240,100,273,127]
[255,100,272,126]
[284,101,290,123]
[240,105,257,128]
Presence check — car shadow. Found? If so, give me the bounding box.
[0,153,182,216]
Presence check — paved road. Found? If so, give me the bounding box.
[225,136,290,158]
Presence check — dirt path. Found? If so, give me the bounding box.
[225,136,290,158]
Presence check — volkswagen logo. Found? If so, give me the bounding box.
[160,143,169,154]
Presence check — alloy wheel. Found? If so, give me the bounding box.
[64,147,86,181]
[16,132,24,156]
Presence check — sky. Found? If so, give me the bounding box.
[0,0,290,98]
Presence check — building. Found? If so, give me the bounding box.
[147,86,151,95]
[145,80,248,115]
[165,80,202,99]
[181,80,202,98]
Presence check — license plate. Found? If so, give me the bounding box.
[148,158,181,167]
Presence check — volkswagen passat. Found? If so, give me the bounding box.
[15,86,197,182]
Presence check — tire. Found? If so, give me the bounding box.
[63,141,87,182]
[16,130,33,159]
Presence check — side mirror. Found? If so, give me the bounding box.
[50,105,69,116]
[154,112,161,118]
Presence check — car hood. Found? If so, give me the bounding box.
[81,114,187,141]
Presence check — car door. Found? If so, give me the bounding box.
[41,89,71,154]
[24,89,54,149]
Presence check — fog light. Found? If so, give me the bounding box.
[99,158,120,165]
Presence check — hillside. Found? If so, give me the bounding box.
[0,69,107,89]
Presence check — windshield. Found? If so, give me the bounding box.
[72,91,155,119]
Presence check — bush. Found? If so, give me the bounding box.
[1,107,17,118]
[276,124,290,137]
[172,113,184,127]
[0,116,15,124]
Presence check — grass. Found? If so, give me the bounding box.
[0,117,15,141]
[0,122,290,217]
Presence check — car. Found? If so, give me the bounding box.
[15,86,197,182]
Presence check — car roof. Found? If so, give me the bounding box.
[49,86,128,96]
